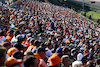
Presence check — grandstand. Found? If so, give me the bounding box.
[0,0,100,67]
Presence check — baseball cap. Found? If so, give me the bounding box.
[7,47,19,56]
[30,38,35,44]
[5,57,22,67]
[25,29,30,33]
[26,33,32,38]
[19,21,25,25]
[79,48,84,52]
[71,48,76,56]
[71,48,76,53]
[61,55,69,60]
[16,34,23,40]
[34,40,41,45]
[27,37,32,41]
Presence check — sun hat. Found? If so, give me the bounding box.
[7,47,19,56]
[49,53,62,66]
[5,57,22,67]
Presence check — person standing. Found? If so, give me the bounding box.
[0,47,6,67]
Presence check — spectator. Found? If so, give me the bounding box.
[61,55,71,67]
[36,47,48,67]
[0,30,7,43]
[45,41,52,57]
[14,34,27,51]
[1,0,100,67]
[63,47,71,55]
[96,58,100,67]
[0,47,6,67]
[11,30,21,43]
[6,30,14,41]
[1,42,12,60]
[32,40,41,53]
[23,55,38,67]
[5,57,22,67]
[86,54,95,67]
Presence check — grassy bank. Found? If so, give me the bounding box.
[81,11,100,23]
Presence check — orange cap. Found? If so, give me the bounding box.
[5,57,22,67]
[7,47,19,56]
[49,53,61,66]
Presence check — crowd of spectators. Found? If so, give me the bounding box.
[0,0,100,67]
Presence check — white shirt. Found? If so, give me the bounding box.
[46,48,52,57]
[11,36,17,43]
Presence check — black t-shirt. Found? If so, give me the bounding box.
[14,43,24,51]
